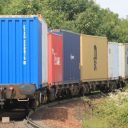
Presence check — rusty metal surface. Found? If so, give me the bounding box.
[0,84,36,99]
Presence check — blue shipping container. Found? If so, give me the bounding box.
[57,30,80,83]
[0,15,46,89]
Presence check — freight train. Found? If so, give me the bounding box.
[0,15,127,109]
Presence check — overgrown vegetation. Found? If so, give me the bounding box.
[82,90,128,128]
[1,0,128,42]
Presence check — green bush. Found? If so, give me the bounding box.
[82,90,128,128]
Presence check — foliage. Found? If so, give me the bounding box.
[82,90,128,128]
[0,0,128,42]
[76,8,101,35]
[1,0,42,15]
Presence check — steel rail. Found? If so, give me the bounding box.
[25,117,44,128]
[24,91,106,128]
[24,97,82,128]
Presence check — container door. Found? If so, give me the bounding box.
[119,44,125,78]
[48,33,63,85]
[63,31,80,83]
[108,43,119,79]
[125,44,128,78]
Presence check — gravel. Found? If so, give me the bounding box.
[0,99,85,128]
[0,121,26,128]
[30,99,85,128]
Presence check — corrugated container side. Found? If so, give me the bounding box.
[108,42,119,79]
[80,34,108,81]
[125,44,128,78]
[48,32,63,85]
[119,43,125,78]
[62,31,80,83]
[42,20,48,84]
[0,16,46,89]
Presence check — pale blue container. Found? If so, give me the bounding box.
[108,42,119,79]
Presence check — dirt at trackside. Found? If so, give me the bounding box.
[31,99,86,128]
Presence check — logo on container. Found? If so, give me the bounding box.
[93,45,97,71]
[70,54,75,60]
[52,49,61,65]
[23,24,27,65]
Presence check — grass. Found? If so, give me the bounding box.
[82,89,128,128]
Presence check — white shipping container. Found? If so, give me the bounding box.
[108,42,119,79]
[41,19,48,84]
[125,44,128,78]
[119,43,125,78]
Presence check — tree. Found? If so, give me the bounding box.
[0,0,128,42]
[97,9,120,41]
[0,0,10,14]
[2,0,42,15]
[76,7,101,35]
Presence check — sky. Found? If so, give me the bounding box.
[96,0,128,19]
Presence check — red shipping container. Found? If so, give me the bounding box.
[48,32,63,85]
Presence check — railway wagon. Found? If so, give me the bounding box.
[47,32,63,101]
[47,31,125,99]
[108,42,128,79]
[48,30,80,98]
[0,15,47,108]
[80,34,109,92]
[118,43,128,82]
[53,30,80,84]
[108,42,124,89]
[108,43,128,86]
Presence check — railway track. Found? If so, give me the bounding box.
[24,97,82,128]
[24,117,44,128]
[0,91,108,128]
[24,91,106,128]
[0,108,29,121]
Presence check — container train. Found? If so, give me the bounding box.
[0,15,127,109]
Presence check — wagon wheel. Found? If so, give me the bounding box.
[31,93,40,109]
[48,88,56,102]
